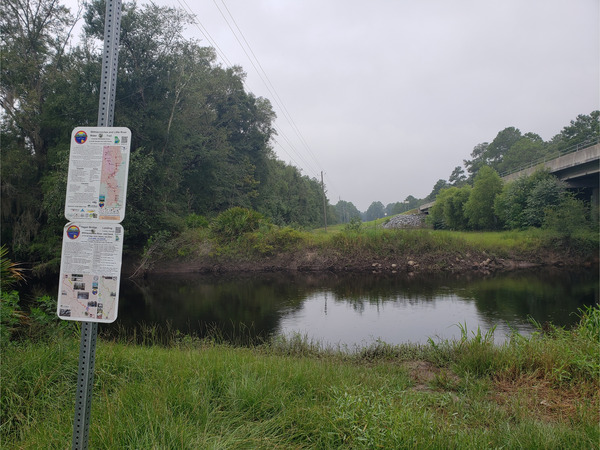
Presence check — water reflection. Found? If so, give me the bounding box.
[105,268,598,348]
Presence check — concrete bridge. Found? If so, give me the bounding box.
[419,139,599,215]
[501,140,599,188]
[502,140,599,207]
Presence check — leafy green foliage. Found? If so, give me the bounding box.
[523,177,565,227]
[494,170,560,229]
[463,166,503,230]
[210,207,267,241]
[0,245,25,292]
[344,217,363,233]
[463,112,598,181]
[335,200,361,224]
[1,0,332,266]
[426,179,450,201]
[0,291,23,346]
[543,194,593,237]
[365,201,385,221]
[428,186,471,230]
[186,214,209,229]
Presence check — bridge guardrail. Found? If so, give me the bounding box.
[498,136,600,178]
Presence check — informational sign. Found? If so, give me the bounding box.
[57,223,124,323]
[64,127,131,222]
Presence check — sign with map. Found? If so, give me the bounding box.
[57,223,124,323]
[65,127,131,223]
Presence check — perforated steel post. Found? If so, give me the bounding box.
[72,0,122,448]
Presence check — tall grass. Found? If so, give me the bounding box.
[2,305,598,448]
[144,216,598,272]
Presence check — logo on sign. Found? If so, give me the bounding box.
[74,131,88,144]
[66,225,81,239]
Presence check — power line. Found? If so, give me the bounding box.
[203,0,325,179]
[214,0,324,172]
[175,0,233,67]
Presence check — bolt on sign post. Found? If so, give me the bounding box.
[56,1,126,449]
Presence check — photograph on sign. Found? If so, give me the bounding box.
[64,127,131,222]
[57,222,124,323]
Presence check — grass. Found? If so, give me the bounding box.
[2,306,598,448]
[141,215,598,275]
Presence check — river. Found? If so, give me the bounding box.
[70,267,598,349]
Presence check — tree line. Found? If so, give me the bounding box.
[1,0,336,264]
[361,111,599,225]
[1,0,597,267]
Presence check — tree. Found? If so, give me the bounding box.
[543,194,592,237]
[1,0,82,258]
[464,127,524,179]
[464,142,489,179]
[486,127,522,167]
[365,201,385,221]
[552,111,600,150]
[428,186,471,230]
[463,166,503,230]
[426,179,449,202]
[523,177,566,228]
[448,166,467,187]
[494,170,557,229]
[404,195,419,211]
[1,0,79,165]
[335,200,361,224]
[496,133,548,175]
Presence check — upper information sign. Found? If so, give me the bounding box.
[65,127,131,223]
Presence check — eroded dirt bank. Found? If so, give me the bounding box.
[125,247,597,278]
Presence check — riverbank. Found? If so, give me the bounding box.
[2,305,598,448]
[128,226,599,277]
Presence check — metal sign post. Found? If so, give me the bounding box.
[70,1,123,448]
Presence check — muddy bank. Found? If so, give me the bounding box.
[124,248,596,278]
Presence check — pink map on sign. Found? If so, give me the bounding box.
[101,146,124,206]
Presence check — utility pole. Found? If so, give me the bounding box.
[321,171,327,231]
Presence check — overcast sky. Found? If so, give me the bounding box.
[72,0,599,211]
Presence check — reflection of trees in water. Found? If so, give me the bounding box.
[113,269,598,343]
[464,269,598,328]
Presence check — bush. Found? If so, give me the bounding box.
[186,213,209,229]
[495,170,568,230]
[344,217,363,233]
[427,186,471,230]
[210,207,268,241]
[543,194,592,236]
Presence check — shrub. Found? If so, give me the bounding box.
[464,166,503,230]
[428,186,471,230]
[210,207,268,241]
[185,213,209,229]
[344,217,363,233]
[543,194,592,236]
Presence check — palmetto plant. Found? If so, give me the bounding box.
[1,245,25,292]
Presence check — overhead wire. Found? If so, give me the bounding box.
[175,0,233,67]
[175,0,331,185]
[214,0,325,174]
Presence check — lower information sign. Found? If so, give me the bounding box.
[57,222,124,323]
